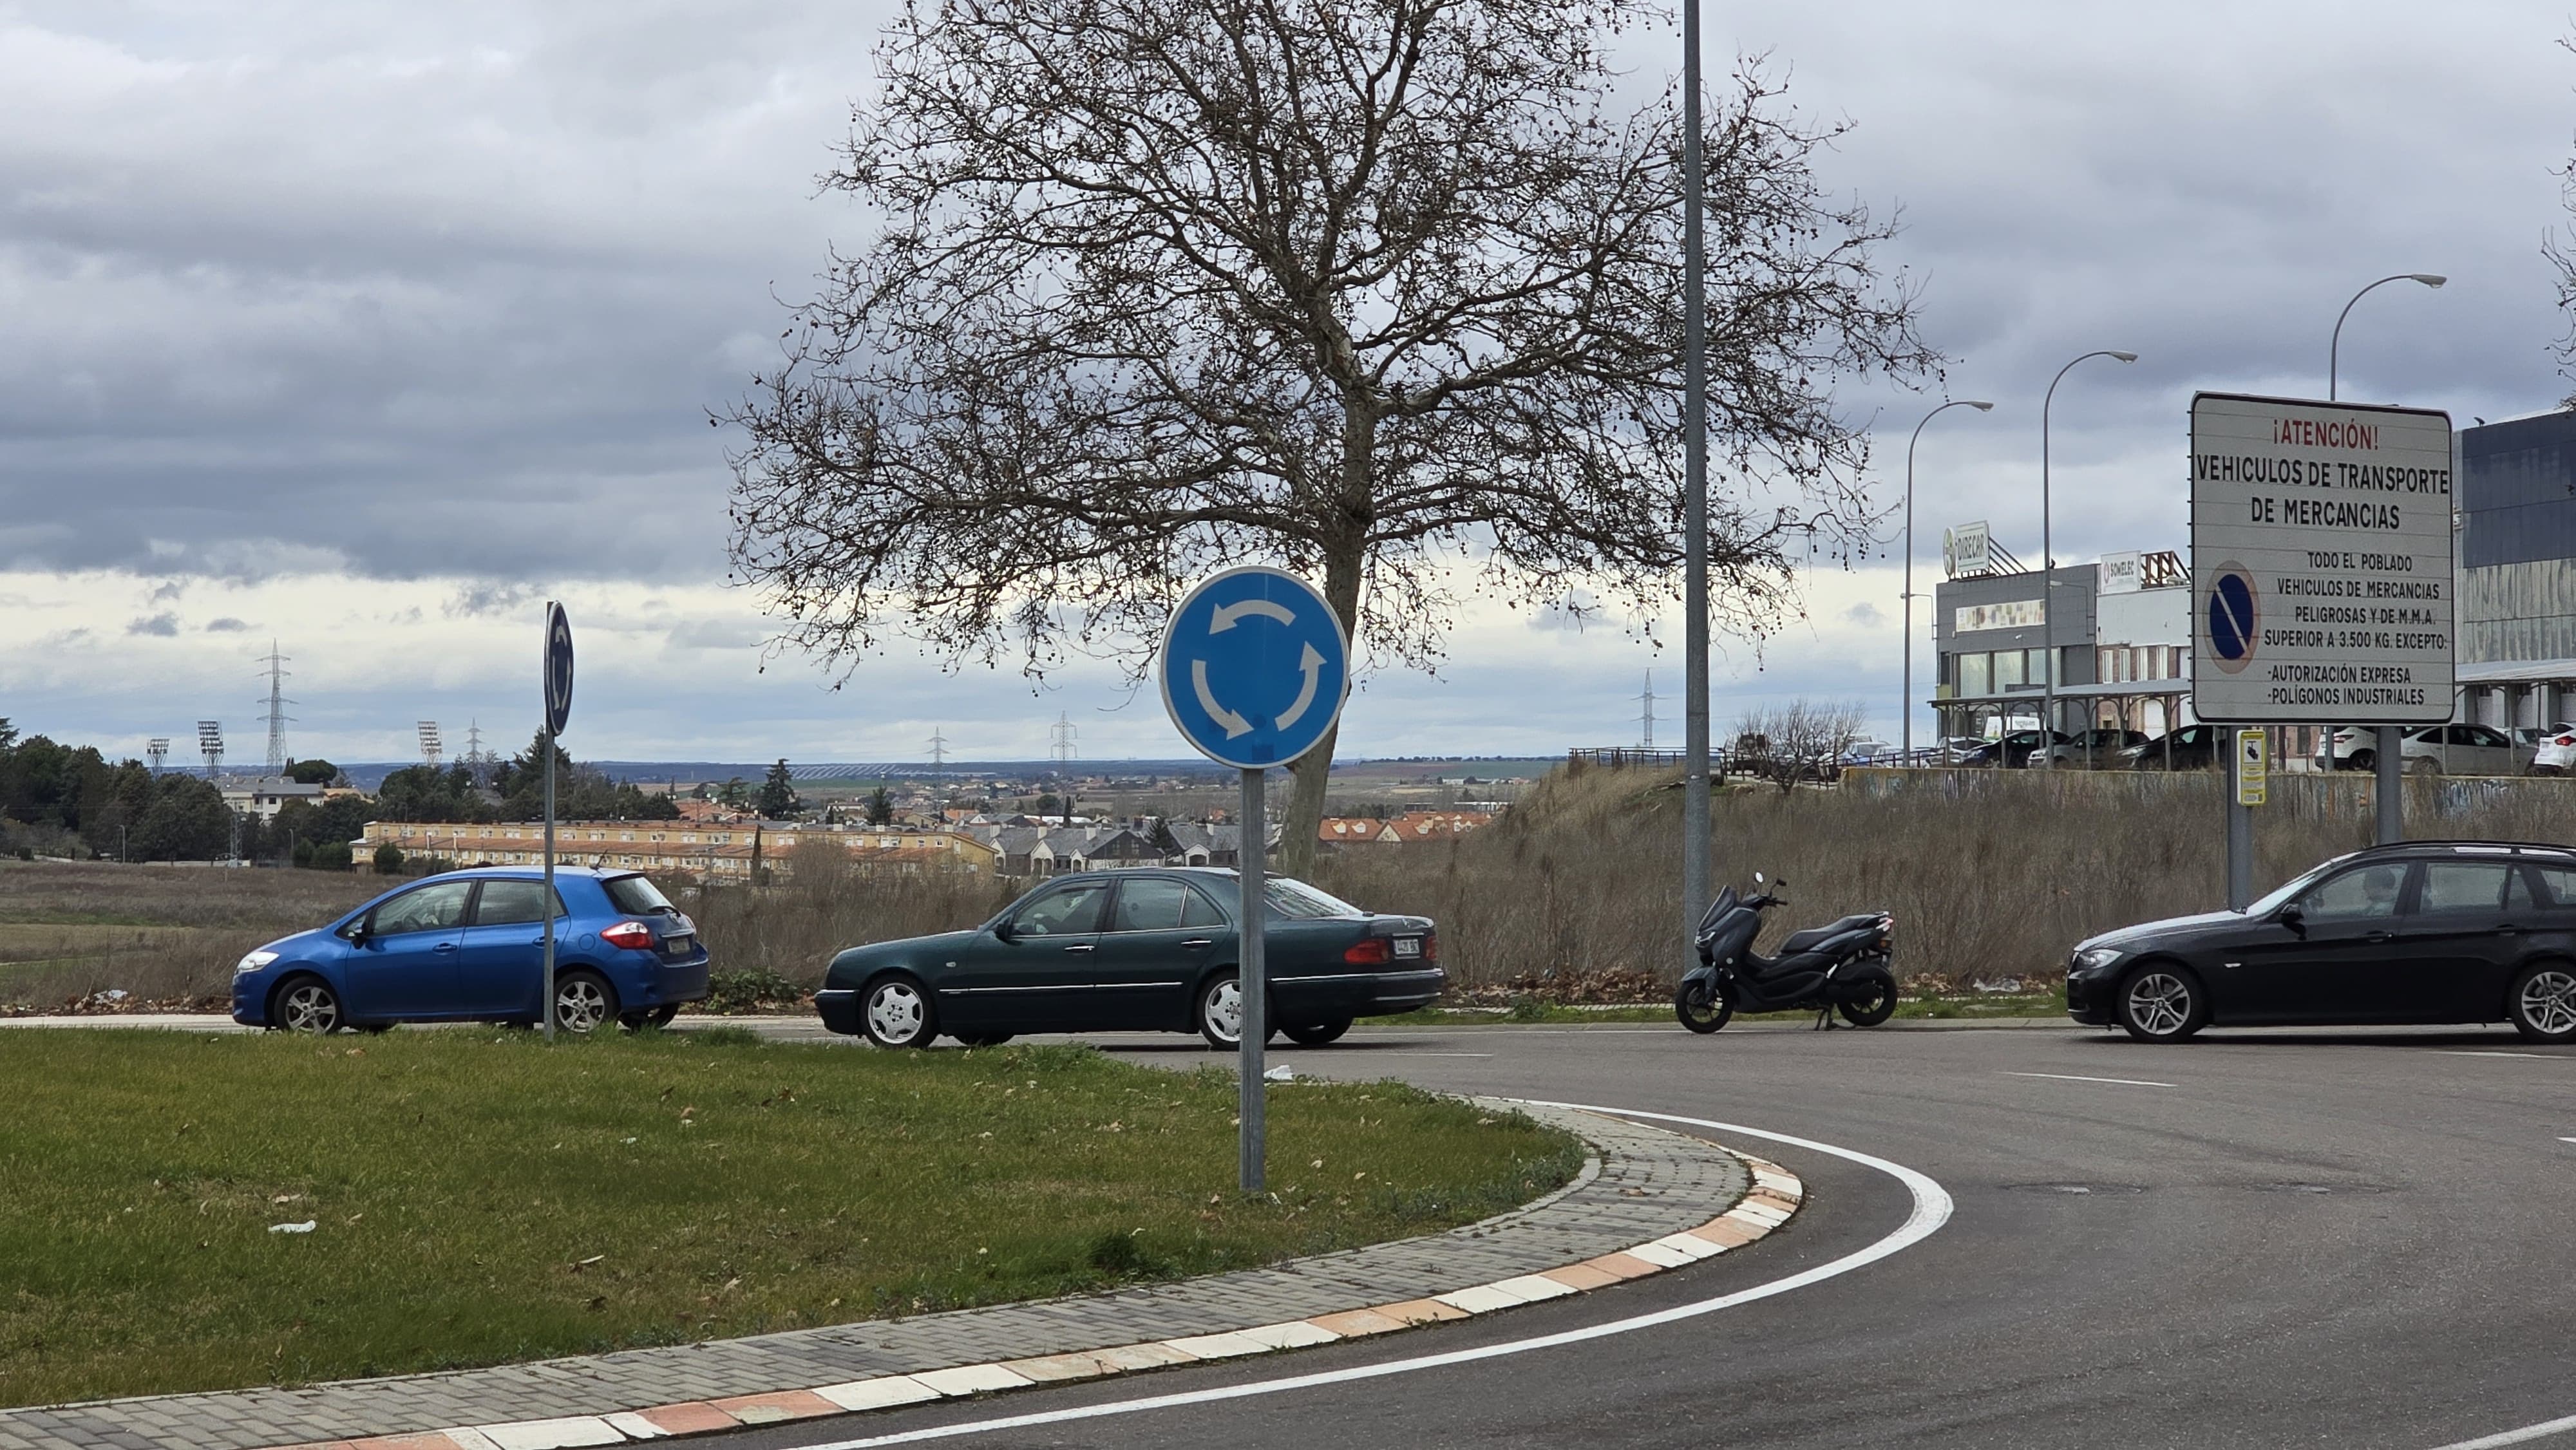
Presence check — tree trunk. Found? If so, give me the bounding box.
[1267,402,1370,886]
[1277,556,1358,880]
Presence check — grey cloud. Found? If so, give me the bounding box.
[1841,601,1887,628]
[125,612,179,636]
[204,617,252,632]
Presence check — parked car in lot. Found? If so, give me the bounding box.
[2067,841,2576,1042]
[815,869,1444,1049]
[230,866,710,1035]
[2317,722,2528,776]
[2525,723,2576,775]
[2117,723,2226,771]
[2028,728,2148,768]
[1956,729,2068,769]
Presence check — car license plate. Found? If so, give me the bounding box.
[1393,937,1421,958]
[663,934,693,955]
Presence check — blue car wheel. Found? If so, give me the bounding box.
[273,976,343,1035]
[551,970,619,1035]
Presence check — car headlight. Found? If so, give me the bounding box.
[2072,946,2123,972]
[234,950,279,975]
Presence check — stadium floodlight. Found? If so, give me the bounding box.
[197,721,224,781]
[418,720,444,770]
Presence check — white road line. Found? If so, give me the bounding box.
[1341,1051,1495,1058]
[2425,1409,2576,1448]
[794,1103,1953,1449]
[2438,1050,2555,1059]
[2559,1138,2576,1145]
[2002,1071,2175,1089]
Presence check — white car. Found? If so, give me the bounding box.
[2318,723,2529,777]
[2531,723,2576,776]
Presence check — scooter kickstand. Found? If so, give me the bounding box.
[1812,1004,1834,1031]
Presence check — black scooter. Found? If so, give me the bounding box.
[1675,872,1897,1033]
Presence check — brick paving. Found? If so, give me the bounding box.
[0,1103,1746,1450]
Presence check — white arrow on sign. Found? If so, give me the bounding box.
[1274,642,1327,731]
[1210,599,1297,633]
[1191,660,1255,739]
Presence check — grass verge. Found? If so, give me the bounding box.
[0,1029,1580,1408]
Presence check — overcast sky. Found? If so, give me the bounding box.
[1,1,2569,767]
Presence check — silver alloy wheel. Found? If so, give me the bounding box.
[2125,972,2192,1037]
[554,977,612,1035]
[1202,977,1243,1045]
[867,981,927,1046]
[2519,970,2576,1035]
[278,981,339,1034]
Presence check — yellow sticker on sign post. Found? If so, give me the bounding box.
[2236,728,2268,807]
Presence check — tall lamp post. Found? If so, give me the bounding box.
[1903,399,1994,764]
[2330,273,2444,845]
[2039,351,2137,767]
[1679,0,1711,972]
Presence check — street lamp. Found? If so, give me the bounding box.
[2331,274,2444,402]
[2329,272,2444,842]
[2040,350,2137,767]
[1904,399,1994,764]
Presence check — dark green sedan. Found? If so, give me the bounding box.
[813,868,1443,1049]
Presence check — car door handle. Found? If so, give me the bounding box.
[1181,938,1215,948]
[433,943,459,953]
[2363,930,2394,943]
[1063,943,1095,953]
[2494,924,2525,936]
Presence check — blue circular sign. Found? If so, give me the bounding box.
[2206,565,2257,673]
[544,602,576,735]
[1159,568,1351,770]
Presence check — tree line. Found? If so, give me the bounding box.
[0,721,681,866]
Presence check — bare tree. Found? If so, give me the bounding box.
[1730,699,1866,792]
[722,0,1937,874]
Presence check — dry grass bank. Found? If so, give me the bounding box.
[1311,763,2576,990]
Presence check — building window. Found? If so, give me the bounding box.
[1958,652,1991,697]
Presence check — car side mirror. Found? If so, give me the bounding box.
[2278,902,2306,936]
[993,920,1016,943]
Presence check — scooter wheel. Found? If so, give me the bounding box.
[1836,969,1898,1028]
[1675,978,1733,1034]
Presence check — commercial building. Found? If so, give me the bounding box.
[2457,410,2576,730]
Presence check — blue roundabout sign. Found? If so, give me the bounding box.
[1159,567,1351,770]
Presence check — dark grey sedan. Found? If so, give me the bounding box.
[814,869,1443,1050]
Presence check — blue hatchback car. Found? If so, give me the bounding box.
[230,866,711,1035]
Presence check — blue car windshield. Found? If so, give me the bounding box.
[603,874,677,916]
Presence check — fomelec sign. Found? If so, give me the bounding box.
[2188,392,2454,724]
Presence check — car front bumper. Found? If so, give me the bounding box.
[815,988,862,1035]
[2064,968,2117,1025]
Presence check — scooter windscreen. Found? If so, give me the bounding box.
[1694,886,1740,939]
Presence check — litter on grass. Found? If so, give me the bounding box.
[268,1221,316,1234]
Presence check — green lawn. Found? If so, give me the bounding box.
[0,1029,1579,1408]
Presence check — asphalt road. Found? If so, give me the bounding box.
[685,1020,2576,1450]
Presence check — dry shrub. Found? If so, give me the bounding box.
[1311,764,2576,991]
[683,849,1020,988]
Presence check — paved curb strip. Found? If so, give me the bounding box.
[0,1104,1800,1450]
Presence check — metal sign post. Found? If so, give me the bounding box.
[2189,393,2454,886]
[2230,728,2266,910]
[1157,567,1351,1196]
[542,603,575,1042]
